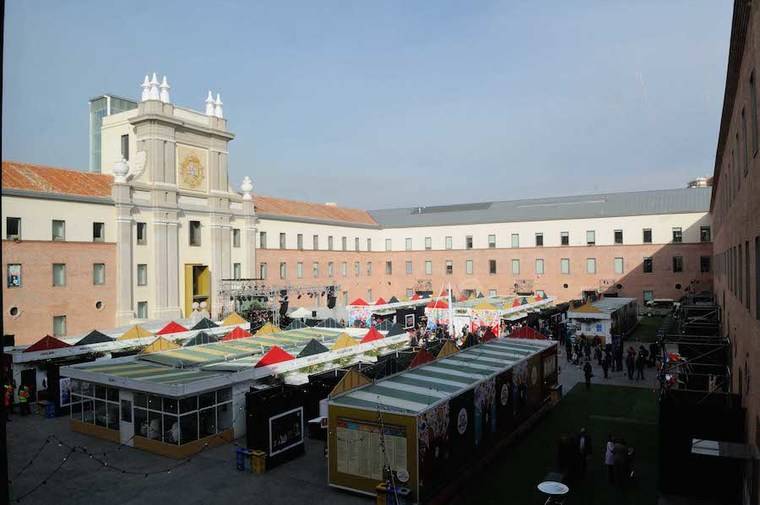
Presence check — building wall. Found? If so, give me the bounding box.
[2,240,117,344]
[711,0,760,460]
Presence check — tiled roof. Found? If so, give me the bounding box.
[254,194,377,226]
[2,161,113,198]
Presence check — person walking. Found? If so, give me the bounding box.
[613,438,628,486]
[565,340,573,363]
[605,434,615,483]
[578,428,592,476]
[602,354,610,379]
[583,360,593,390]
[625,350,636,381]
[3,383,14,421]
[18,384,30,416]
[594,344,603,366]
[636,352,646,381]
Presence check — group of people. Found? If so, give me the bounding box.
[558,428,635,486]
[566,336,660,389]
[4,380,32,420]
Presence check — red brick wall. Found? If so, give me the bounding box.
[2,240,117,345]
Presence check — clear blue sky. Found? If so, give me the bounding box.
[3,1,732,208]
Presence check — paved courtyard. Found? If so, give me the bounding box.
[6,340,658,505]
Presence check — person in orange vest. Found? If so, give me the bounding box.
[3,383,14,421]
[18,384,30,416]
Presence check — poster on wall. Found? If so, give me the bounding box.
[404,314,415,329]
[335,418,407,481]
[7,264,21,287]
[269,407,304,456]
[59,377,71,407]
[176,144,208,191]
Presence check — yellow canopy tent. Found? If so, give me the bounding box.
[331,332,358,350]
[437,340,459,359]
[255,322,281,335]
[329,369,372,399]
[117,325,153,340]
[221,312,247,326]
[473,301,498,310]
[140,336,180,354]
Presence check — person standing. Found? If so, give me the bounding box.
[4,383,14,421]
[578,428,592,476]
[565,340,573,363]
[605,434,615,483]
[583,360,593,390]
[18,384,30,415]
[636,351,646,381]
[594,344,603,366]
[602,353,610,379]
[625,350,636,381]
[613,438,628,486]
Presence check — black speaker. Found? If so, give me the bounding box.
[327,296,336,309]
[279,301,289,316]
[312,311,317,318]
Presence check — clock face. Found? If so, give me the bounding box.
[177,145,207,191]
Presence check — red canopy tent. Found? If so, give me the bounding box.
[410,293,421,301]
[508,326,546,340]
[511,298,522,308]
[349,298,369,306]
[481,327,497,342]
[360,326,384,343]
[24,335,71,353]
[409,349,435,369]
[255,346,295,367]
[426,300,449,309]
[534,293,543,301]
[374,297,387,305]
[222,326,252,341]
[157,321,188,335]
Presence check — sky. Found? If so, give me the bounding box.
[3,1,732,209]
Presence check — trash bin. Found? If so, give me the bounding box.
[250,450,266,474]
[235,447,252,471]
[44,402,56,419]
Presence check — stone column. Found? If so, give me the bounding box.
[113,182,134,324]
[243,199,257,278]
[209,209,231,318]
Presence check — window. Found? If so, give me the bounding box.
[6,217,20,240]
[586,230,595,246]
[259,262,268,279]
[560,232,569,246]
[535,233,543,247]
[367,238,372,251]
[405,289,413,299]
[53,315,66,337]
[385,261,393,275]
[137,222,147,245]
[535,258,544,275]
[489,289,497,297]
[466,236,473,249]
[511,234,519,248]
[672,256,683,273]
[93,263,106,285]
[643,228,652,244]
[582,258,595,274]
[700,256,711,273]
[489,260,497,274]
[312,262,319,278]
[341,236,347,251]
[445,236,453,250]
[425,237,432,250]
[233,229,241,248]
[296,262,303,279]
[425,260,433,275]
[355,237,360,252]
[406,261,413,274]
[643,290,654,303]
[643,257,653,273]
[512,259,520,275]
[405,238,413,251]
[328,236,334,250]
[52,220,66,241]
[465,260,473,274]
[743,108,750,176]
[368,289,373,302]
[7,264,22,288]
[189,221,201,246]
[341,262,347,277]
[136,264,147,286]
[297,234,303,250]
[488,235,496,248]
[614,230,623,245]
[385,238,392,251]
[313,235,319,250]
[614,257,624,274]
[137,302,148,319]
[120,134,129,160]
[560,258,570,274]
[445,260,453,275]
[89,222,105,242]
[280,233,286,249]
[700,226,711,242]
[672,228,682,243]
[354,261,360,276]
[52,263,66,286]
[328,262,334,277]
[279,262,287,279]
[752,71,759,156]
[233,263,242,279]
[367,262,373,275]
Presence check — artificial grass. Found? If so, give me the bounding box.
[453,384,658,505]
[628,316,664,343]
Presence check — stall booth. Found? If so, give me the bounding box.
[328,338,558,503]
[246,383,307,467]
[566,297,638,344]
[347,298,430,329]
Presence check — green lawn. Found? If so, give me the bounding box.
[628,316,664,343]
[453,385,659,505]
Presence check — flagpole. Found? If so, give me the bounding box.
[447,282,454,338]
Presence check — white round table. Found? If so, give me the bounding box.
[537,481,569,495]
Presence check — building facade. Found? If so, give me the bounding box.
[2,76,713,346]
[710,2,760,501]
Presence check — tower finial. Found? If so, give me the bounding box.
[140,75,150,102]
[149,73,160,100]
[205,91,215,115]
[159,76,171,103]
[214,93,224,119]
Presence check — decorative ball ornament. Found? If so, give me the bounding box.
[113,157,130,183]
[241,176,253,200]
